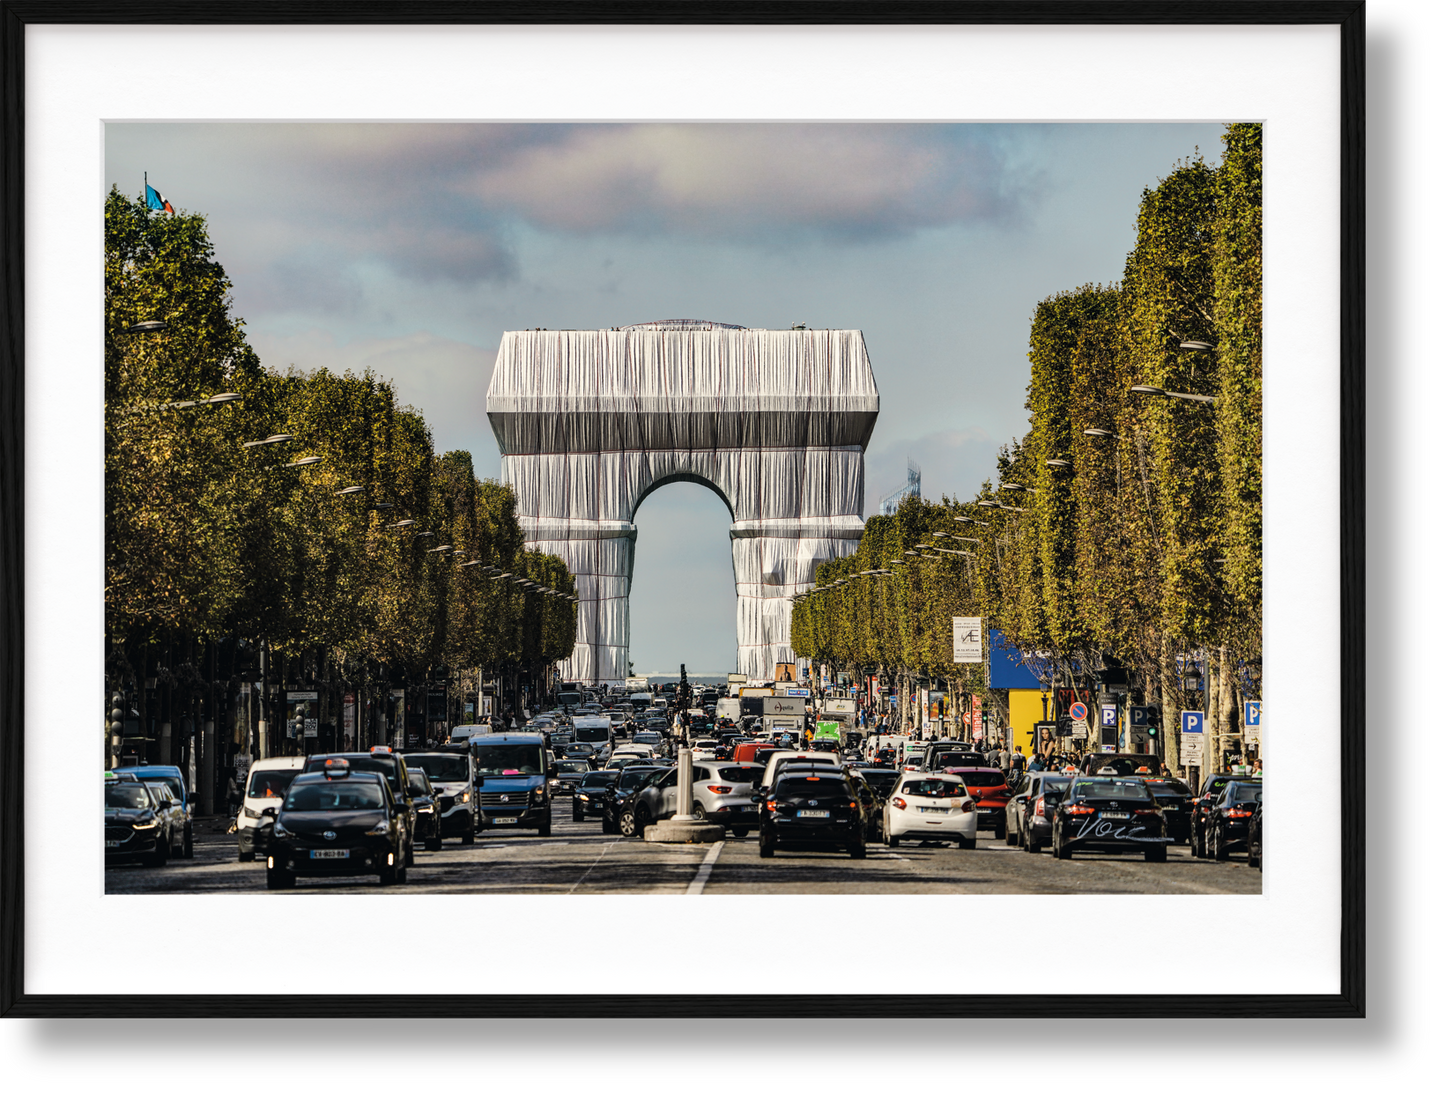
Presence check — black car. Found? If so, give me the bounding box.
[1189,773,1256,857]
[1204,780,1262,860]
[304,749,417,864]
[572,770,620,821]
[104,774,185,866]
[845,771,884,842]
[756,772,867,859]
[407,768,444,851]
[549,758,593,797]
[265,762,408,889]
[1051,776,1169,862]
[1006,772,1072,853]
[1142,777,1195,843]
[1247,800,1264,869]
[601,766,670,834]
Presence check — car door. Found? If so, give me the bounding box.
[654,768,680,816]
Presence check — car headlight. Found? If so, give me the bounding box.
[535,788,547,801]
[131,818,159,831]
[366,819,390,835]
[243,806,261,819]
[577,794,589,802]
[459,791,470,804]
[272,821,291,838]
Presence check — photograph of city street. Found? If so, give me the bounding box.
[103,121,1263,896]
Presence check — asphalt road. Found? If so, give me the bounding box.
[104,804,1264,896]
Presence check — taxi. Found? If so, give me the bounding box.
[265,758,409,889]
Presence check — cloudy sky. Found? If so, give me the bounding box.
[106,122,1226,675]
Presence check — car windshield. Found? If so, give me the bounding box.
[1227,783,1263,803]
[932,753,982,767]
[860,770,898,791]
[404,755,472,782]
[619,768,662,792]
[473,745,544,776]
[901,780,966,798]
[106,785,151,809]
[139,774,184,800]
[1075,779,1150,799]
[1089,756,1161,775]
[579,772,617,789]
[776,776,848,797]
[308,756,400,790]
[285,781,387,811]
[575,727,609,743]
[558,761,590,773]
[635,733,661,743]
[248,770,297,799]
[407,772,431,793]
[952,770,1006,787]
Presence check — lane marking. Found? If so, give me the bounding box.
[567,840,619,893]
[686,841,725,895]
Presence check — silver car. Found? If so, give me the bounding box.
[687,761,765,837]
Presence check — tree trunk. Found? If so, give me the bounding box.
[1161,650,1181,776]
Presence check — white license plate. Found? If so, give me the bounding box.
[491,817,519,824]
[796,809,829,818]
[739,805,757,813]
[310,848,349,859]
[105,840,121,847]
[920,806,950,814]
[1101,812,1130,820]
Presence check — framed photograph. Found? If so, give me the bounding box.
[0,2,1364,1018]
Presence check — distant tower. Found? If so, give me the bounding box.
[879,460,922,515]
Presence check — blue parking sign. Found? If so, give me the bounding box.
[1101,705,1117,727]
[1181,711,1205,734]
[1244,700,1262,727]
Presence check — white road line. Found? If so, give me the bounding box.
[686,841,725,895]
[567,840,618,893]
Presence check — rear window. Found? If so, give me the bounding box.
[106,785,151,809]
[1074,778,1150,799]
[776,776,848,796]
[1227,783,1263,803]
[579,772,617,789]
[932,753,983,768]
[307,756,400,790]
[404,754,472,782]
[717,766,762,784]
[247,769,298,799]
[285,780,387,811]
[1146,779,1192,796]
[558,760,590,773]
[619,768,661,792]
[953,770,1006,787]
[901,780,966,798]
[860,770,899,791]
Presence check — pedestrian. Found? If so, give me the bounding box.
[1027,752,1044,772]
[1251,757,1263,777]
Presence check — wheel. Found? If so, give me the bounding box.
[1247,838,1261,868]
[1214,827,1229,860]
[148,834,169,868]
[848,840,866,859]
[538,816,552,837]
[462,825,475,846]
[618,808,639,838]
[732,826,748,839]
[426,834,443,852]
[405,839,415,867]
[378,863,399,886]
[1005,823,1018,846]
[692,802,707,822]
[759,838,775,858]
[959,836,976,850]
[183,827,194,859]
[1145,845,1167,863]
[1023,826,1037,854]
[1190,825,1201,857]
[1052,832,1066,859]
[995,822,1007,840]
[396,864,408,883]
[266,866,295,890]
[573,805,583,822]
[238,849,255,863]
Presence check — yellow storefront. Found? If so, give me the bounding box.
[1006,689,1051,755]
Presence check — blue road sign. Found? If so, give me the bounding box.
[1130,706,1148,726]
[1244,700,1262,727]
[1181,711,1205,734]
[1101,705,1118,727]
[1069,701,1087,721]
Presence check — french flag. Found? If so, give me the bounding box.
[145,176,174,214]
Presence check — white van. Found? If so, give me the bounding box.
[235,755,307,862]
[571,716,614,763]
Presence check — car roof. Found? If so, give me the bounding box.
[246,756,308,771]
[113,764,183,776]
[291,769,386,785]
[899,771,964,782]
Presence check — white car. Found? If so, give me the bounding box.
[235,756,307,861]
[760,750,842,789]
[883,772,978,849]
[612,743,656,761]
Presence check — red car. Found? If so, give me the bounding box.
[944,767,1013,839]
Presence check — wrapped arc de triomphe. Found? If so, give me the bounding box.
[485,320,879,686]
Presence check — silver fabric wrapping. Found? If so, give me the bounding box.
[487,325,879,684]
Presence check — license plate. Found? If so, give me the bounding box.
[491,817,519,824]
[310,848,349,859]
[1101,812,1130,820]
[797,809,829,818]
[920,806,950,814]
[739,805,757,813]
[105,840,121,847]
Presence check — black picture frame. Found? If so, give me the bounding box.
[0,2,1421,1092]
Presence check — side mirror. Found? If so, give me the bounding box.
[751,793,764,803]
[260,806,278,819]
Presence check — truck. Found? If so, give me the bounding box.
[714,697,742,726]
[570,716,614,763]
[625,676,650,691]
